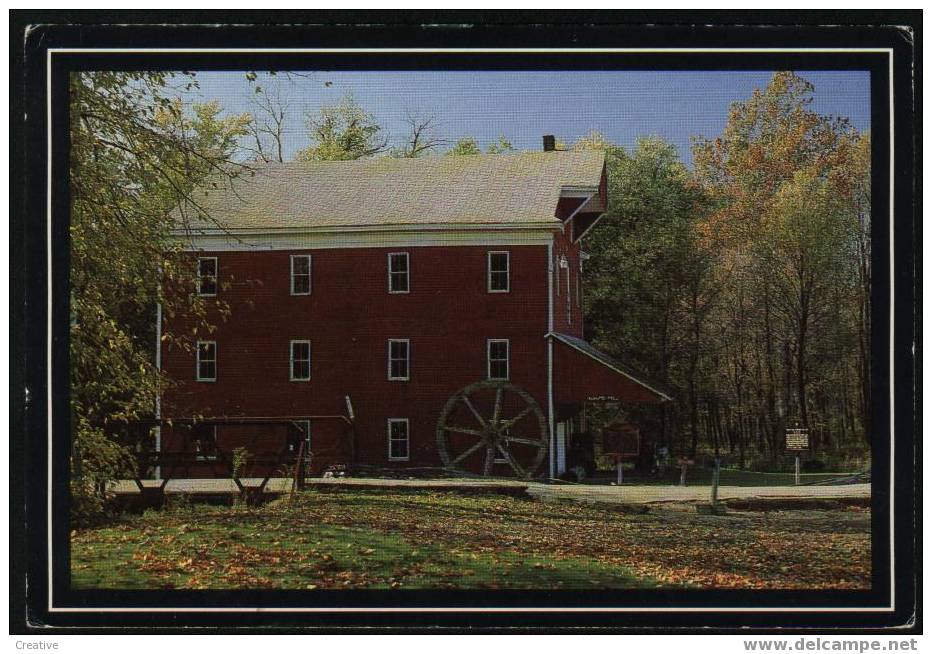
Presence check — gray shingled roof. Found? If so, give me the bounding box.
[175,151,605,232]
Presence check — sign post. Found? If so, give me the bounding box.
[785,426,809,485]
[601,423,639,487]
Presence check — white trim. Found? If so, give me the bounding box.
[289,339,311,382]
[387,251,410,294]
[174,220,560,236]
[888,49,896,601]
[547,333,674,402]
[562,192,597,224]
[487,250,510,293]
[575,214,606,243]
[387,418,410,462]
[387,338,411,381]
[487,338,510,381]
[173,228,556,252]
[195,340,217,382]
[289,254,312,296]
[196,256,218,296]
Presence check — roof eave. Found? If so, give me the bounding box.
[169,219,564,239]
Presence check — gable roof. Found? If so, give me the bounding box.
[174,151,605,233]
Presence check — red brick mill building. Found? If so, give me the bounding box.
[157,143,670,480]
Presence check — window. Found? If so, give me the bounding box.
[290,340,311,381]
[487,251,510,293]
[290,254,311,295]
[387,418,410,461]
[196,341,217,381]
[388,252,409,293]
[487,339,510,380]
[290,420,311,454]
[387,339,410,381]
[192,423,218,460]
[197,257,217,296]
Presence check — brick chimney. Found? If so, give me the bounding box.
[542,135,556,152]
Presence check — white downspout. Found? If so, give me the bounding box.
[547,241,555,481]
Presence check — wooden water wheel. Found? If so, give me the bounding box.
[436,380,548,478]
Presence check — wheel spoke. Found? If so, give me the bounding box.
[503,435,545,447]
[497,444,527,478]
[500,407,533,429]
[440,424,483,436]
[492,386,503,425]
[452,440,485,465]
[461,395,487,428]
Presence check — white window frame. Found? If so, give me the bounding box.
[289,340,311,382]
[197,256,218,297]
[196,340,217,382]
[387,338,410,381]
[487,338,510,381]
[290,254,312,296]
[387,418,410,462]
[388,252,410,294]
[487,250,510,293]
[194,424,219,461]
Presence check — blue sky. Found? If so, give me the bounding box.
[182,70,871,165]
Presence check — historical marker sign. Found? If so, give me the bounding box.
[785,427,810,451]
[602,423,640,458]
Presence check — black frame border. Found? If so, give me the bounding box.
[11,11,921,633]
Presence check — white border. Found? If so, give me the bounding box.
[47,46,895,615]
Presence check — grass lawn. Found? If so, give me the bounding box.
[71,489,871,590]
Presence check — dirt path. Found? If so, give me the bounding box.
[527,483,871,505]
[113,477,870,505]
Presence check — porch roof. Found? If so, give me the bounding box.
[548,332,674,404]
